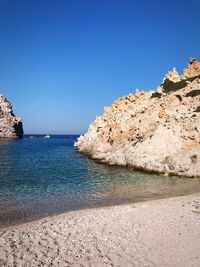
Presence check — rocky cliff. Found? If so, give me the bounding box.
[75,57,200,177]
[0,95,23,138]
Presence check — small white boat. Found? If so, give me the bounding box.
[44,135,51,138]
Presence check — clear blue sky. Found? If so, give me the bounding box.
[0,0,199,134]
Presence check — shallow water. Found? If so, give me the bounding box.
[0,135,200,226]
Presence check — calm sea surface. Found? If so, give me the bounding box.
[0,135,200,226]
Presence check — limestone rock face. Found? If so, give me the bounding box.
[163,67,181,82]
[182,57,200,79]
[75,57,200,177]
[0,95,23,138]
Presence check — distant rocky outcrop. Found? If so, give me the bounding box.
[0,95,23,138]
[75,57,200,177]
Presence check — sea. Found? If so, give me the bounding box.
[0,134,200,227]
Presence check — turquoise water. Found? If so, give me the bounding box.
[0,135,200,226]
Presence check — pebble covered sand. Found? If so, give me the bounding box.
[0,193,200,266]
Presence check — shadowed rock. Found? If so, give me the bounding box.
[0,95,23,138]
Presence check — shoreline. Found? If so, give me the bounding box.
[84,151,200,179]
[1,185,200,228]
[1,193,200,266]
[75,148,200,178]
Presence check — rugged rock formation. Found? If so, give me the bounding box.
[75,57,200,177]
[0,95,23,138]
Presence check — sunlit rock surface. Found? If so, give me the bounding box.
[0,95,23,138]
[75,57,200,177]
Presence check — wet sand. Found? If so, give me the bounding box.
[0,193,200,267]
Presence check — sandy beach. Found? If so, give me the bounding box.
[0,193,200,267]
